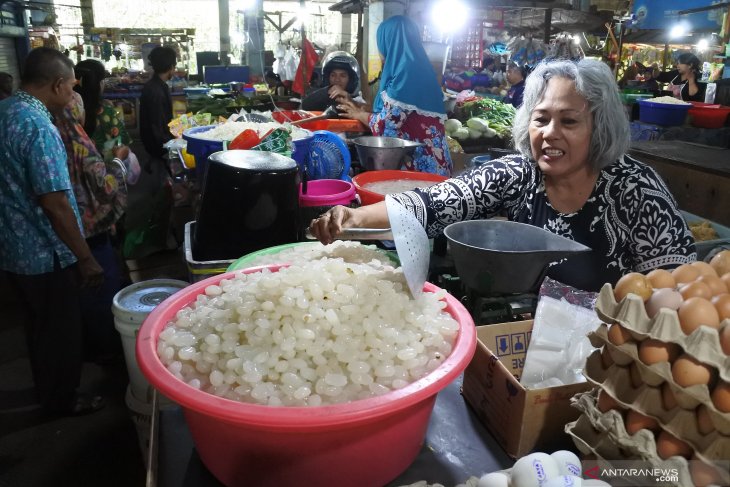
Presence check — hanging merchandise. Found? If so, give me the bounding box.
[548,33,585,62]
[292,38,318,95]
[506,36,547,66]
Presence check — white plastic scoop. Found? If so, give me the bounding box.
[385,195,430,297]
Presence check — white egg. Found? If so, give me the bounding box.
[550,450,582,477]
[582,481,612,486]
[478,471,510,487]
[543,476,582,487]
[511,452,561,487]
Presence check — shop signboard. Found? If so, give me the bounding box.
[631,0,726,31]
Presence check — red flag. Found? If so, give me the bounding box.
[292,38,319,96]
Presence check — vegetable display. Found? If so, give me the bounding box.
[459,97,516,139]
[445,96,516,142]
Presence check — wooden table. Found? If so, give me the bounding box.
[629,140,730,226]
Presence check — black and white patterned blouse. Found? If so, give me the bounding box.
[392,154,696,292]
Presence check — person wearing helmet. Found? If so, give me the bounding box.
[301,51,365,111]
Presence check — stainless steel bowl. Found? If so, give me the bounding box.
[353,136,423,171]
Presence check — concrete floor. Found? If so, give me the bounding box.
[0,142,192,487]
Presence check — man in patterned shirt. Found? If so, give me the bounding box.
[0,47,105,415]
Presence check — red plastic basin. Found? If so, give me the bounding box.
[136,265,476,487]
[688,102,730,128]
[352,170,448,206]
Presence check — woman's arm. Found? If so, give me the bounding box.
[310,155,532,243]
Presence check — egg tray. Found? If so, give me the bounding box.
[589,324,730,425]
[582,352,730,461]
[565,413,696,487]
[595,283,730,382]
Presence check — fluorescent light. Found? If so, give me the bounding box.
[696,38,709,51]
[669,24,686,39]
[431,0,468,33]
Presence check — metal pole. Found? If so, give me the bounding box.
[543,9,552,44]
[300,0,309,94]
[218,0,230,65]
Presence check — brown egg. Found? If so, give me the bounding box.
[661,383,678,410]
[629,363,644,388]
[638,338,680,365]
[722,272,730,292]
[625,409,659,434]
[696,404,715,435]
[614,272,653,302]
[600,347,614,369]
[690,458,725,487]
[607,323,633,345]
[646,269,676,289]
[710,250,730,277]
[679,281,713,300]
[711,381,730,413]
[677,297,721,334]
[672,264,701,285]
[671,354,714,387]
[597,389,621,412]
[711,294,730,322]
[690,261,719,278]
[656,430,693,459]
[645,288,683,319]
[721,325,730,355]
[698,274,728,296]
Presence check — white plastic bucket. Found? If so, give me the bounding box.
[113,279,188,403]
[125,385,152,468]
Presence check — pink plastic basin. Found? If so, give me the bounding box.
[136,265,476,487]
[299,179,356,207]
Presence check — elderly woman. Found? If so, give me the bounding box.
[311,59,696,292]
[335,16,452,176]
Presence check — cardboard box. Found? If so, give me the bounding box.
[462,320,593,458]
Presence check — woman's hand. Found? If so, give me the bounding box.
[337,99,370,126]
[309,205,361,245]
[309,201,390,245]
[112,144,129,160]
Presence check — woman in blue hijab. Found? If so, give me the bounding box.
[336,15,452,176]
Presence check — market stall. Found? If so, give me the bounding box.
[629,139,730,226]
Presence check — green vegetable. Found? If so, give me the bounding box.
[483,127,497,138]
[459,97,516,139]
[444,118,462,134]
[466,118,490,132]
[467,127,482,139]
[452,127,470,140]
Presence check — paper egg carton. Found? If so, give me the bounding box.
[582,352,730,461]
[589,324,730,431]
[565,412,696,487]
[595,283,730,382]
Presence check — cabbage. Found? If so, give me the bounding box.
[466,118,491,132]
[452,128,470,140]
[444,118,462,134]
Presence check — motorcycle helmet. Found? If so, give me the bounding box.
[322,51,360,94]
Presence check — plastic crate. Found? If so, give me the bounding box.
[682,210,730,260]
[184,221,235,282]
[638,99,690,126]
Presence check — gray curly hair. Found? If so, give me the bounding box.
[512,58,630,172]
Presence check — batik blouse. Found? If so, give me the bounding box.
[392,153,695,291]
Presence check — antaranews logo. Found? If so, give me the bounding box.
[582,460,730,486]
